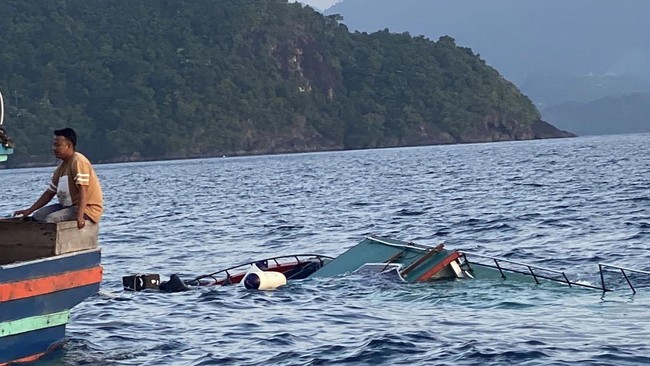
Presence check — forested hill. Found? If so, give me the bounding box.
[0,0,570,167]
[325,0,650,136]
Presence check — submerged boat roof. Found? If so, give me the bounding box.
[310,236,456,282]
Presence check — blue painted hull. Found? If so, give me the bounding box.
[0,249,101,365]
[0,284,99,323]
[0,325,66,364]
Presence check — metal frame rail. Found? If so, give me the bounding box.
[598,263,650,294]
[193,254,334,283]
[459,252,603,291]
[1,89,4,126]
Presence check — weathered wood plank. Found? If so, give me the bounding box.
[0,219,98,265]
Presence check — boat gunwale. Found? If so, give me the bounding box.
[0,248,101,270]
[363,235,439,252]
[192,254,334,283]
[460,251,604,290]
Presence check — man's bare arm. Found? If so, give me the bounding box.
[14,190,56,217]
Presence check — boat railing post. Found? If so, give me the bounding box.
[599,264,607,292]
[620,268,636,294]
[460,253,473,271]
[493,259,505,279]
[527,266,540,284]
[561,272,572,287]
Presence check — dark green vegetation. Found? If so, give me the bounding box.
[327,0,650,84]
[0,0,568,167]
[327,0,650,136]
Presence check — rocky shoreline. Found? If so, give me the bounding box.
[1,120,574,169]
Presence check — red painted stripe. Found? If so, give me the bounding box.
[0,267,102,302]
[0,351,47,366]
[416,251,461,282]
[0,340,64,366]
[400,245,445,277]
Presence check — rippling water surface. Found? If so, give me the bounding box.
[2,134,649,365]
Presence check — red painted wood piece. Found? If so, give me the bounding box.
[415,251,461,282]
[0,350,48,366]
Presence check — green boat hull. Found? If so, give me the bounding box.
[309,236,604,289]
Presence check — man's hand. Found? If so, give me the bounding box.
[77,215,86,229]
[14,190,56,220]
[13,209,33,218]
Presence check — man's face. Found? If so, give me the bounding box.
[52,136,73,159]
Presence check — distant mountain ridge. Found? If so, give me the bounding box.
[521,75,650,108]
[325,0,650,135]
[542,93,650,136]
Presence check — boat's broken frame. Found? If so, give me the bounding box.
[188,254,334,286]
[123,236,650,294]
[460,252,650,293]
[599,263,650,294]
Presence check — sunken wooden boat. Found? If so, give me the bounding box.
[318,236,650,292]
[309,236,468,281]
[124,235,649,293]
[124,236,471,292]
[0,218,102,365]
[123,253,335,292]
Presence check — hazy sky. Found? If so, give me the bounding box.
[296,0,340,11]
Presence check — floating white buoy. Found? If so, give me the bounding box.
[241,264,286,290]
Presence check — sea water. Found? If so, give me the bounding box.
[1,133,649,365]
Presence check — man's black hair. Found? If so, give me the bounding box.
[54,128,77,147]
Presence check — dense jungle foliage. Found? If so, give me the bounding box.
[0,0,542,166]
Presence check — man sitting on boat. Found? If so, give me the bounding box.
[14,128,103,229]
